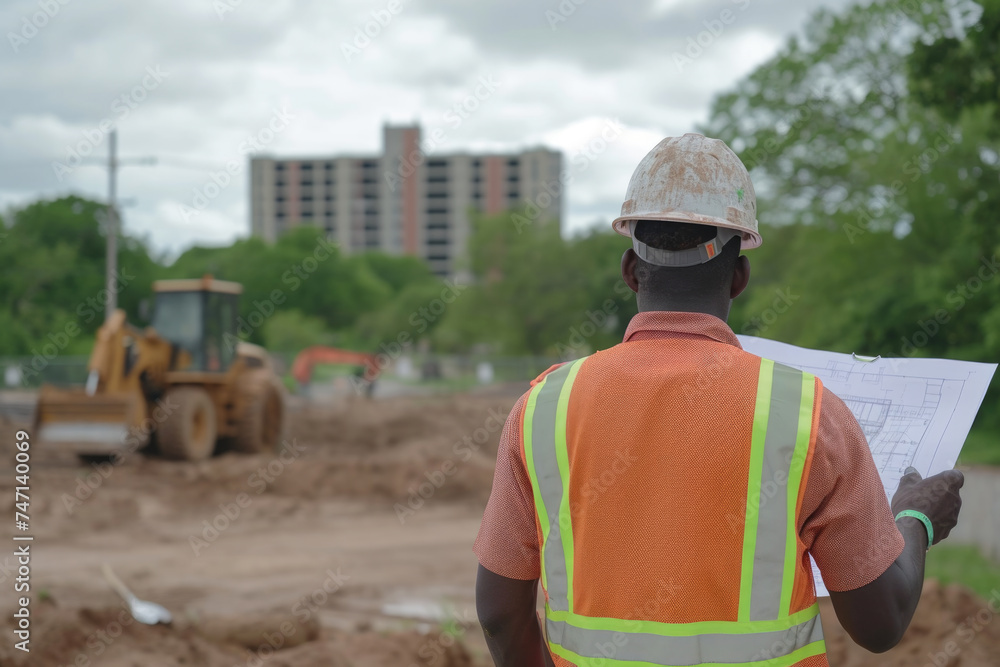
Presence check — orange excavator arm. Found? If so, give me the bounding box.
[291,346,382,386]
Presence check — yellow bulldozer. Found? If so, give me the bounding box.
[34,277,285,461]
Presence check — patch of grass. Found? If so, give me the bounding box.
[925,545,1000,600]
[957,427,1000,466]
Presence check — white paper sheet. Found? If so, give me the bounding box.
[737,335,997,596]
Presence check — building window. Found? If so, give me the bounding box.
[428,159,447,168]
[325,194,334,202]
[507,158,520,168]
[301,163,313,171]
[428,192,447,199]
[301,180,313,187]
[325,179,334,186]
[276,163,285,171]
[325,210,334,218]
[325,162,335,170]
[302,195,313,202]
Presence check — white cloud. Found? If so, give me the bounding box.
[0,0,860,253]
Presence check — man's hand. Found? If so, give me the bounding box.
[890,467,964,545]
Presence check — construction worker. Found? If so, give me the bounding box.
[474,134,965,666]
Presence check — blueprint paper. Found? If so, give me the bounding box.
[737,335,997,596]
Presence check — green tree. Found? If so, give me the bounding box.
[262,309,335,353]
[429,211,634,356]
[0,196,157,357]
[700,0,1000,435]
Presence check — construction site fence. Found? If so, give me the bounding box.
[0,353,566,391]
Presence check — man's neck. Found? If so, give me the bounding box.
[637,296,731,322]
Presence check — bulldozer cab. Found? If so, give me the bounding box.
[151,277,241,373]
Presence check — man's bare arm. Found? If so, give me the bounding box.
[829,468,963,652]
[476,564,554,667]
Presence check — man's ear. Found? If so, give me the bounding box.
[621,249,639,293]
[731,255,750,299]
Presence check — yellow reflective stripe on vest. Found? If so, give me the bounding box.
[739,358,774,622]
[547,602,820,637]
[522,355,823,665]
[523,358,586,612]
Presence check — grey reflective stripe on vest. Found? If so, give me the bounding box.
[750,362,805,621]
[527,361,578,612]
[547,613,824,665]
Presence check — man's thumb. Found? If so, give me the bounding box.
[900,466,922,487]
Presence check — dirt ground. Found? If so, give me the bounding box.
[0,390,998,666]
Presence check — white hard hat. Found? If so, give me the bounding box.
[612,133,760,266]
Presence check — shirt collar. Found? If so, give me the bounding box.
[622,311,743,349]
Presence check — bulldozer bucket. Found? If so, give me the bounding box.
[35,386,146,455]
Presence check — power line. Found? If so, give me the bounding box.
[0,156,234,174]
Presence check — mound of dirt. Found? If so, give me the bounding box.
[277,396,512,504]
[0,603,484,667]
[0,603,253,667]
[292,395,512,457]
[122,395,515,512]
[819,580,1000,666]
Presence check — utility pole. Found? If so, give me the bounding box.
[86,131,155,321]
[106,130,118,320]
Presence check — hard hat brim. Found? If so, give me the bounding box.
[611,212,762,250]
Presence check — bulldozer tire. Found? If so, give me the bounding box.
[232,371,285,453]
[158,386,218,461]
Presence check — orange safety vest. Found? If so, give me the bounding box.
[521,345,827,667]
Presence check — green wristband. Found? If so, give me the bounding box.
[895,509,934,547]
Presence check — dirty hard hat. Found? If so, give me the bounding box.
[611,133,760,267]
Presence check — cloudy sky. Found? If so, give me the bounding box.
[1,0,857,258]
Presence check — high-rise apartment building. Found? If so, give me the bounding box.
[250,125,563,276]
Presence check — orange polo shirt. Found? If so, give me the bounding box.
[474,311,904,594]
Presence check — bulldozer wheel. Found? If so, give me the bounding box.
[232,371,285,453]
[158,387,217,461]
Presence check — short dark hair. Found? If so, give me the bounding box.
[632,220,741,299]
